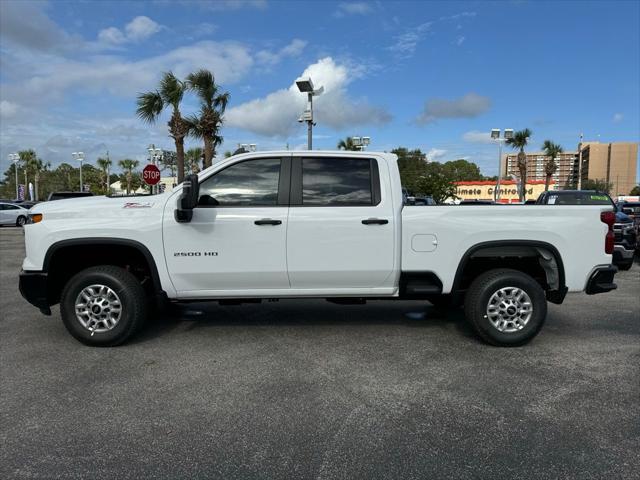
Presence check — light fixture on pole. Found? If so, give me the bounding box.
[148,144,163,194]
[9,153,20,200]
[296,77,324,150]
[72,152,84,192]
[238,143,257,152]
[490,129,513,202]
[351,136,371,151]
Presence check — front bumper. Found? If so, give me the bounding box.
[19,270,51,315]
[585,265,618,295]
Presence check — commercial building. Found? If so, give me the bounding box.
[501,151,578,189]
[578,142,638,196]
[454,180,554,203]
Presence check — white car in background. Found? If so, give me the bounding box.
[0,202,30,227]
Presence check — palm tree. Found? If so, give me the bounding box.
[20,150,45,201]
[185,69,229,169]
[96,156,112,194]
[505,128,532,201]
[137,72,189,183]
[337,137,359,151]
[118,159,139,194]
[185,147,203,174]
[541,140,563,191]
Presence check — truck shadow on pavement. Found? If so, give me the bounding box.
[130,301,475,345]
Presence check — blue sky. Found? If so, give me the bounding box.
[0,0,638,177]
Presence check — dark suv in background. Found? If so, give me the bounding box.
[536,190,636,270]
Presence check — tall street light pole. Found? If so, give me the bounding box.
[490,129,513,202]
[296,77,324,150]
[148,145,163,194]
[72,152,84,191]
[9,153,20,200]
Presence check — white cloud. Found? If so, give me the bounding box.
[0,100,19,119]
[426,148,447,162]
[5,41,254,106]
[226,57,391,137]
[388,22,433,59]
[416,93,491,125]
[98,16,162,45]
[256,39,307,66]
[439,12,477,21]
[462,130,494,144]
[613,113,624,123]
[456,36,465,46]
[335,2,373,17]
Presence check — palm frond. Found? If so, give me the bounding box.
[186,69,216,106]
[214,91,230,113]
[184,114,204,139]
[136,91,164,124]
[159,71,185,109]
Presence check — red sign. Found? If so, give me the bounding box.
[142,164,161,185]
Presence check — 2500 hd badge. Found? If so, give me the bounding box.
[174,251,218,257]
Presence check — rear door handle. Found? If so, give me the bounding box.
[361,218,389,225]
[254,219,282,226]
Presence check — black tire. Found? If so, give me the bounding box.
[16,215,27,227]
[60,266,147,346]
[464,268,547,347]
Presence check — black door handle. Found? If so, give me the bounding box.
[254,219,282,226]
[361,218,388,225]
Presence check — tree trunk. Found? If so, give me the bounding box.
[175,137,185,183]
[517,149,527,202]
[203,136,213,169]
[34,171,39,201]
[126,172,132,194]
[544,174,550,192]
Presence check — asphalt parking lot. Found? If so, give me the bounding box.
[1,227,639,479]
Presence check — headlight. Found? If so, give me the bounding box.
[27,213,43,224]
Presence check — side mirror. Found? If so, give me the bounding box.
[174,174,199,223]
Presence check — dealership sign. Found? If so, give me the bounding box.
[455,180,554,203]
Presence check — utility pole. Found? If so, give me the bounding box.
[577,133,583,190]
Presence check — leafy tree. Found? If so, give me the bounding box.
[541,140,563,191]
[137,71,189,183]
[442,159,483,182]
[159,150,177,178]
[629,185,640,196]
[96,156,112,194]
[392,147,428,194]
[185,69,229,168]
[185,147,203,174]
[505,128,532,201]
[414,163,458,203]
[118,159,140,194]
[337,137,359,151]
[582,178,613,193]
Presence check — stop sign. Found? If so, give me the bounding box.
[142,164,161,185]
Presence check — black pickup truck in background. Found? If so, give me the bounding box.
[536,190,636,270]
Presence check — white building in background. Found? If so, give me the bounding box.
[109,176,178,195]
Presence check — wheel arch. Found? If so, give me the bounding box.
[42,238,164,305]
[452,240,567,304]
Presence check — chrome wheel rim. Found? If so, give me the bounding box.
[75,284,122,333]
[486,286,533,333]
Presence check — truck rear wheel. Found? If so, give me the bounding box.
[60,266,147,346]
[464,268,547,347]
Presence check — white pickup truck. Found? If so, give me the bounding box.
[19,151,618,347]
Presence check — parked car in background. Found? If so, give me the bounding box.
[47,192,94,201]
[617,201,640,249]
[0,202,30,227]
[536,190,636,270]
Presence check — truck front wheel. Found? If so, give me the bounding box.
[60,266,147,346]
[464,268,547,347]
